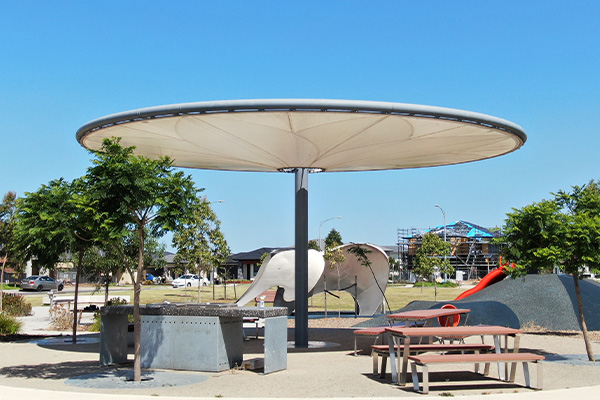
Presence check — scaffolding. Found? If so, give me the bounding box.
[397,222,501,281]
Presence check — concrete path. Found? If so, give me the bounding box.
[2,308,600,399]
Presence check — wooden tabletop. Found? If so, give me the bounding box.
[385,325,522,337]
[387,308,470,321]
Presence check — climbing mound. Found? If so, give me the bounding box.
[358,274,600,331]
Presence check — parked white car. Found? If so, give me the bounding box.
[171,274,209,288]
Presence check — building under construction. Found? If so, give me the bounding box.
[397,220,502,281]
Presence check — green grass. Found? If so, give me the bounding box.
[137,283,467,312]
[0,283,19,290]
[22,283,470,312]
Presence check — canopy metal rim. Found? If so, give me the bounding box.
[76,99,527,145]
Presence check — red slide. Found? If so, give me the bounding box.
[454,267,507,300]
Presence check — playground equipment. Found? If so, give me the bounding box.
[455,263,515,300]
[235,243,389,316]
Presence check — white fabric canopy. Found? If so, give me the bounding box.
[77,100,526,172]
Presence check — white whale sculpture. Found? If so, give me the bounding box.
[235,248,325,306]
[235,243,389,316]
[312,243,389,315]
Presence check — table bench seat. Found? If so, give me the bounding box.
[254,290,276,306]
[371,343,495,378]
[353,322,424,356]
[408,352,545,394]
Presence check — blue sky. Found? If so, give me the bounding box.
[2,1,599,253]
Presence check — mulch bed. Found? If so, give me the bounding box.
[0,334,52,342]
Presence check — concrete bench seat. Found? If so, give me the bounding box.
[408,352,545,394]
[371,343,494,378]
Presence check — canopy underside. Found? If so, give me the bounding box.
[79,108,524,172]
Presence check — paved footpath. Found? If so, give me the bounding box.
[1,307,599,399]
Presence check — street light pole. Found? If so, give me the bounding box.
[319,216,342,250]
[209,200,225,298]
[435,204,447,281]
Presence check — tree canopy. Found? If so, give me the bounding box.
[0,191,18,312]
[172,198,229,301]
[14,177,102,341]
[14,179,93,270]
[325,228,343,249]
[499,180,600,361]
[84,137,206,381]
[413,232,452,281]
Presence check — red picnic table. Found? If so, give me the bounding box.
[387,307,471,327]
[354,307,470,356]
[385,325,523,385]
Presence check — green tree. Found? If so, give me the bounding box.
[15,178,99,342]
[0,191,18,312]
[323,238,345,318]
[85,138,202,381]
[172,198,229,303]
[84,245,123,304]
[348,244,391,313]
[325,228,343,249]
[388,256,400,283]
[308,240,320,251]
[85,232,164,304]
[413,232,453,298]
[499,180,600,361]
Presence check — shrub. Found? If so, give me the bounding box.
[0,312,22,335]
[49,304,73,330]
[2,293,32,316]
[107,297,129,306]
[415,281,459,288]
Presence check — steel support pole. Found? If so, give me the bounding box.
[294,168,309,347]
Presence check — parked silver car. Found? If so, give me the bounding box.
[20,275,64,291]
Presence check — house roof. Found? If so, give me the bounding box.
[405,220,500,240]
[227,247,280,263]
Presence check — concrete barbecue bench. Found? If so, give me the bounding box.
[100,303,288,374]
[408,352,545,394]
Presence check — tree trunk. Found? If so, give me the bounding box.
[71,250,83,344]
[197,267,202,303]
[133,228,145,382]
[0,255,7,312]
[104,277,110,306]
[572,272,595,362]
[337,267,341,319]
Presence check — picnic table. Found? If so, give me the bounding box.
[385,325,523,386]
[366,307,470,370]
[387,307,471,327]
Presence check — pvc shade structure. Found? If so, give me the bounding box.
[77,99,527,347]
[77,99,526,173]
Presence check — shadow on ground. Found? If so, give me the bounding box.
[0,360,110,380]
